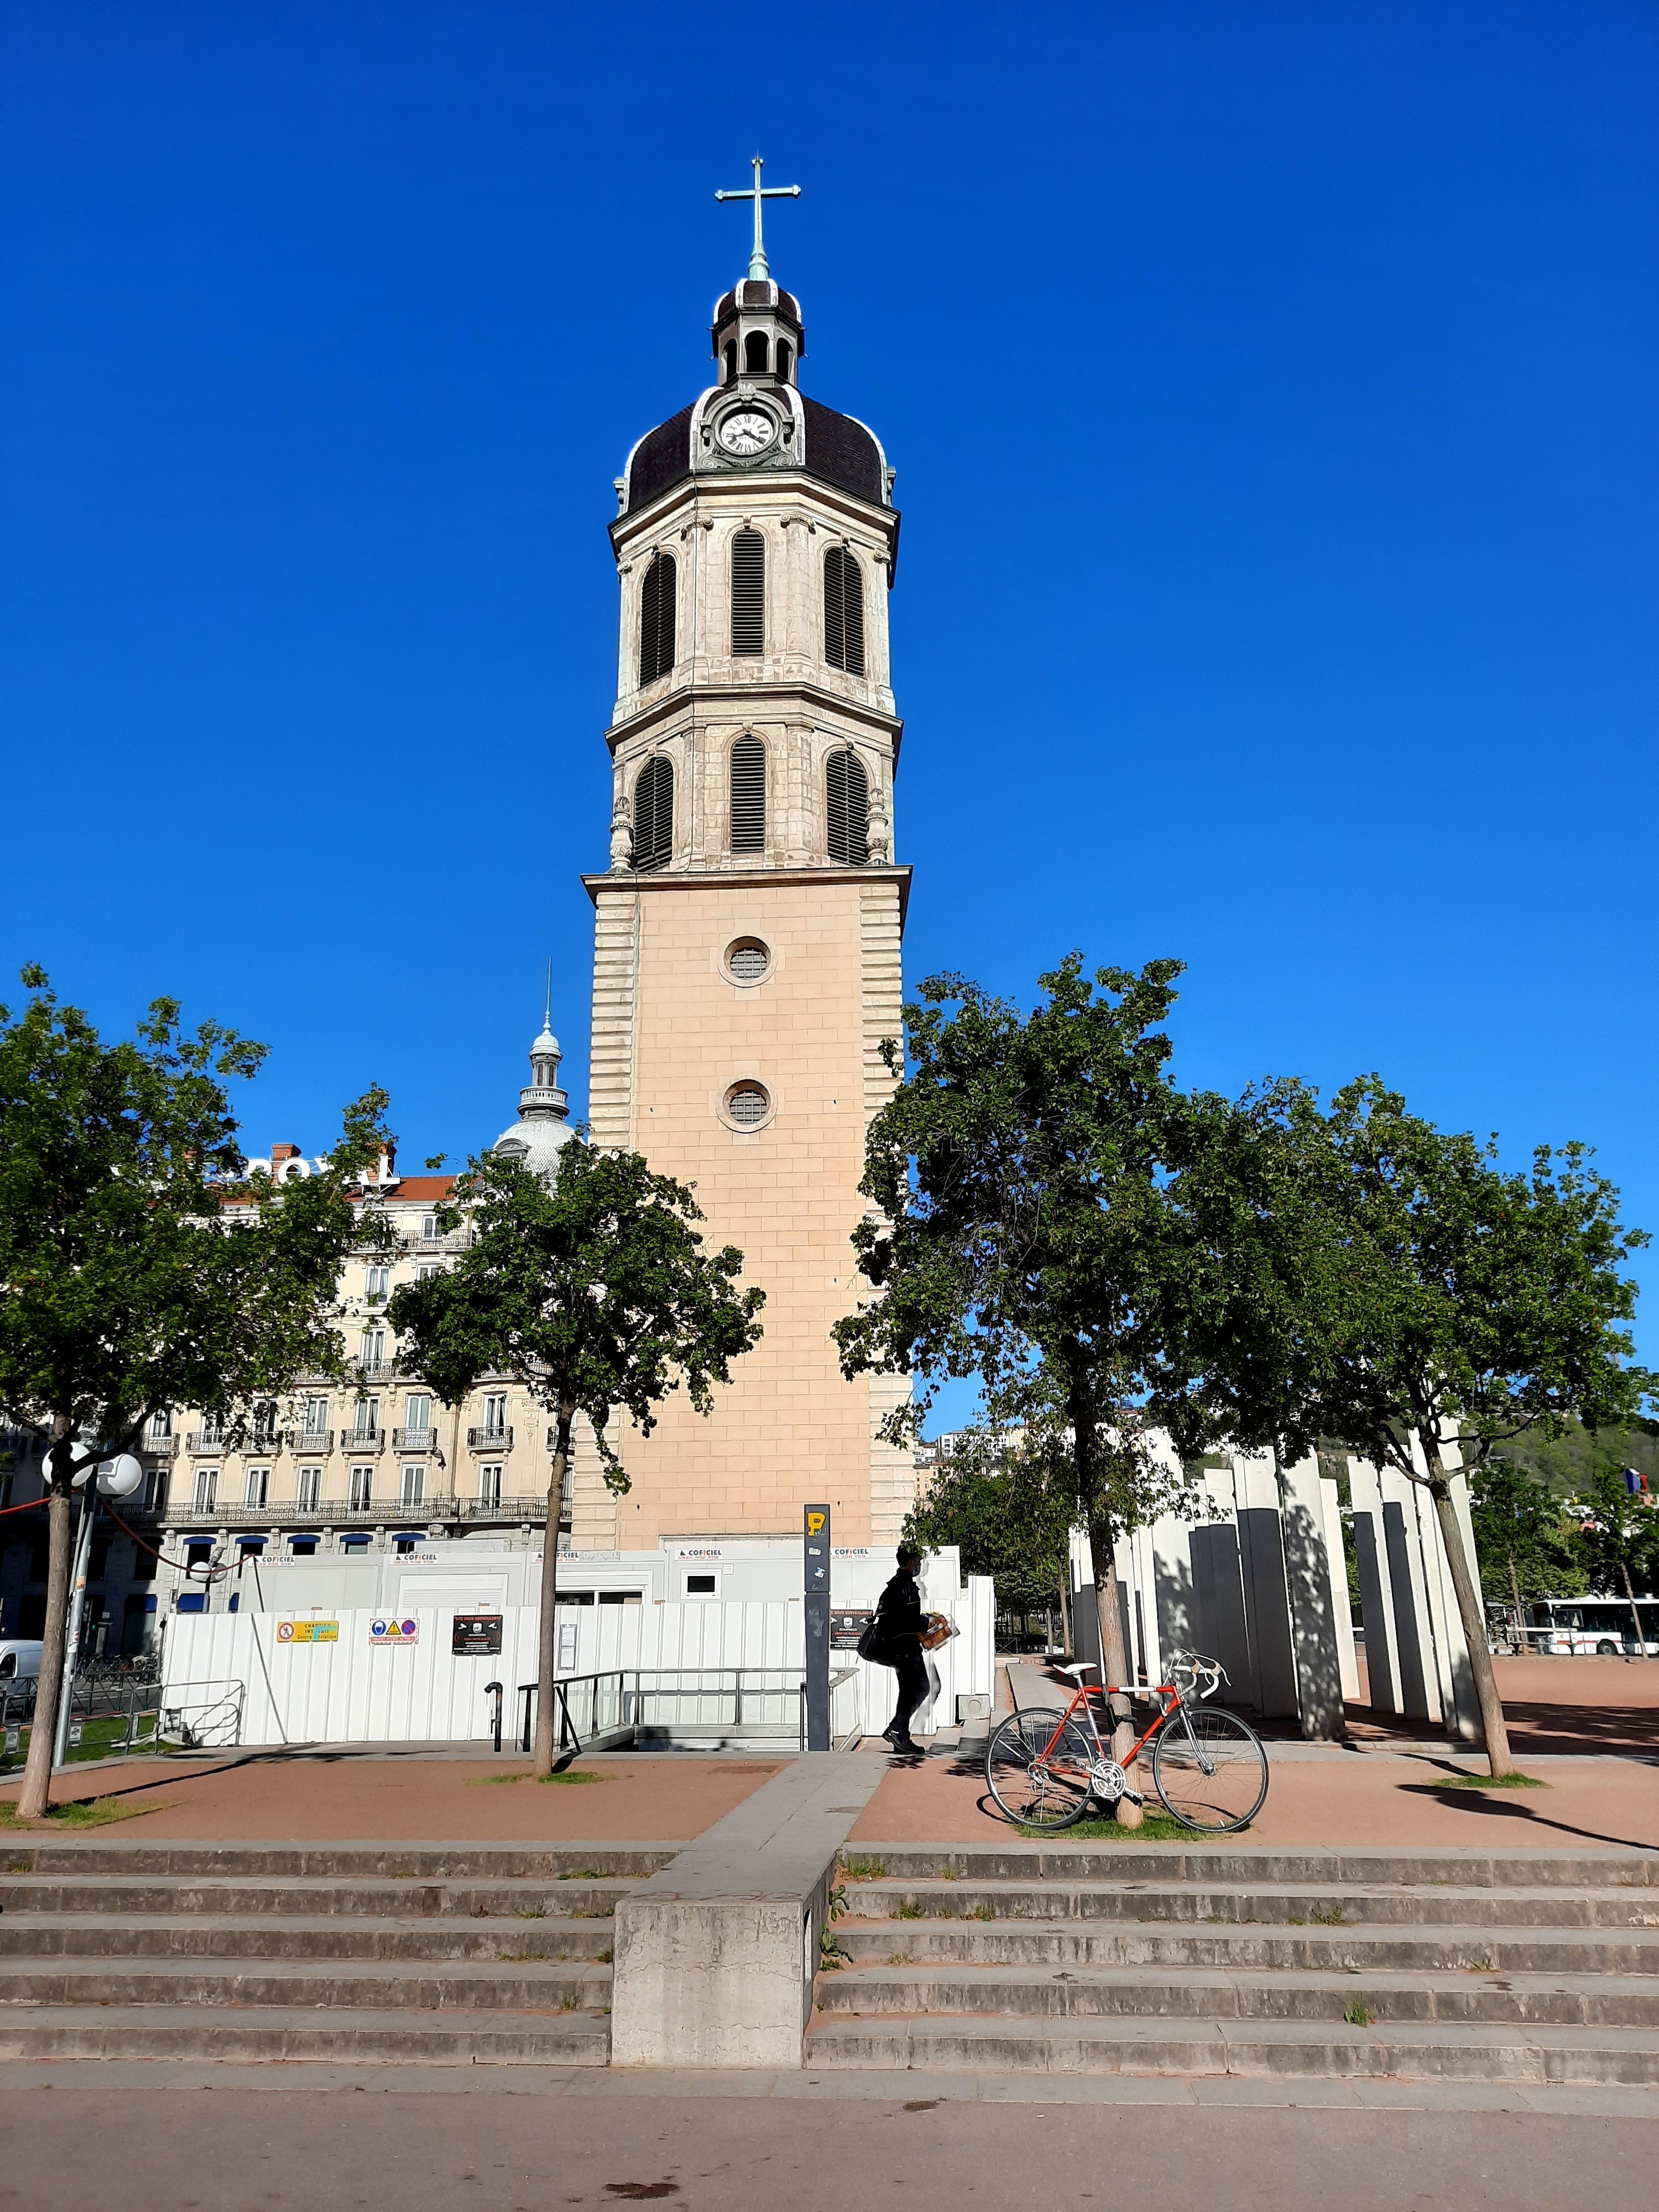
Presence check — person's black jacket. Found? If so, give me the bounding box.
[875,1569,925,1661]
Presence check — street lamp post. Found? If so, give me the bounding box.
[50,1451,144,1770]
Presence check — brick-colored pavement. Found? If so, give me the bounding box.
[0,1750,782,1841]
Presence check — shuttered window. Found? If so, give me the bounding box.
[730,734,765,853]
[826,748,869,865]
[823,546,865,676]
[637,551,676,686]
[633,756,673,872]
[731,530,765,656]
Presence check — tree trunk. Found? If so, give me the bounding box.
[532,1402,573,1779]
[1087,1507,1143,1829]
[1618,1559,1650,1658]
[1421,1437,1516,1778]
[17,1451,75,1821]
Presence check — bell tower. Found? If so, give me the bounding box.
[578,170,914,1549]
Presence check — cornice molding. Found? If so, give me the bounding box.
[583,861,912,928]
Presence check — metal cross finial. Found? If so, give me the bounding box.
[714,155,801,281]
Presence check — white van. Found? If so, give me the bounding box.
[0,1642,43,1689]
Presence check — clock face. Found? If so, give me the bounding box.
[717,407,775,457]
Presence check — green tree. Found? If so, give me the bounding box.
[1569,1466,1659,1647]
[904,1429,1074,1630]
[1469,1459,1588,1605]
[0,968,392,1819]
[836,957,1211,1821]
[1175,1075,1652,1776]
[388,1142,764,1777]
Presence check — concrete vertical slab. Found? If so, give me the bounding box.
[1348,1457,1400,1718]
[1275,1453,1345,1740]
[1232,1451,1298,1721]
[1319,1476,1361,1703]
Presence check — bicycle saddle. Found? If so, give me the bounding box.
[1056,1661,1099,1679]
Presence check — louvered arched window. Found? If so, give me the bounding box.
[731,530,765,656]
[823,546,865,676]
[633,756,673,873]
[826,749,869,866]
[730,735,766,854]
[637,551,676,687]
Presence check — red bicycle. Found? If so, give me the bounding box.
[985,1651,1270,1834]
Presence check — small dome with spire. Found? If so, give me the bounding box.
[491,999,575,1179]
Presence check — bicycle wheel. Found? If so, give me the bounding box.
[1151,1704,1269,1833]
[985,1708,1094,1831]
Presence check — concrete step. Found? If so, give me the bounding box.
[0,2005,611,2065]
[802,2013,1659,2084]
[839,1879,1659,1930]
[842,1846,1659,1890]
[834,1918,1659,1976]
[0,1954,611,2011]
[0,1845,673,1880]
[0,1876,629,1919]
[813,1961,1659,2027]
[0,1912,615,1962]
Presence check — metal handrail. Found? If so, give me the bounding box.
[513,1666,863,1758]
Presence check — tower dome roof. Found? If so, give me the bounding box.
[491,1011,575,1179]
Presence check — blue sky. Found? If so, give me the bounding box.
[3,3,1657,1398]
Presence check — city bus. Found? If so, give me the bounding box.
[1521,1599,1658,1657]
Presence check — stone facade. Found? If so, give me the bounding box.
[577,265,916,1550]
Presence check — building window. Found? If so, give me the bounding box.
[359,1329,385,1374]
[633,756,673,872]
[400,1465,425,1507]
[826,748,870,865]
[725,937,770,984]
[199,1413,224,1447]
[192,1469,218,1516]
[148,1410,172,1440]
[244,1468,269,1508]
[416,1262,441,1280]
[364,1265,389,1304]
[478,1464,503,1510]
[724,1082,771,1130]
[289,1535,318,1557]
[776,340,792,382]
[142,1468,168,1513]
[350,1396,380,1441]
[420,1214,440,1243]
[252,1399,278,1443]
[729,735,766,853]
[296,1467,321,1512]
[686,1573,717,1595]
[300,1396,328,1439]
[404,1394,431,1434]
[348,1465,373,1511]
[730,529,764,656]
[175,1592,206,1615]
[823,546,865,675]
[481,1392,508,1439]
[637,550,676,685]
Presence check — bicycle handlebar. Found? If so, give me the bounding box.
[1166,1650,1227,1699]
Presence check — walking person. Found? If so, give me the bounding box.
[876,1546,932,1754]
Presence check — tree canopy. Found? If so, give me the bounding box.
[0,966,392,1817]
[388,1139,764,1774]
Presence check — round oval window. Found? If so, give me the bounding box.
[726,1083,770,1129]
[727,939,770,983]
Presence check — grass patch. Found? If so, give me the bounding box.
[0,1794,161,1830]
[1343,2004,1374,2027]
[1015,1811,1214,1843]
[1430,1772,1547,1791]
[838,1859,886,1881]
[466,1768,607,1787]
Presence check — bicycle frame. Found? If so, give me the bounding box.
[1040,1679,1186,1773]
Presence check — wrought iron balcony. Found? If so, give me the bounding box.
[392,1428,437,1452]
[460,1493,556,1521]
[142,1436,179,1460]
[188,1433,227,1455]
[354,1361,391,1383]
[341,1429,384,1457]
[466,1426,513,1453]
[292,1430,334,1457]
